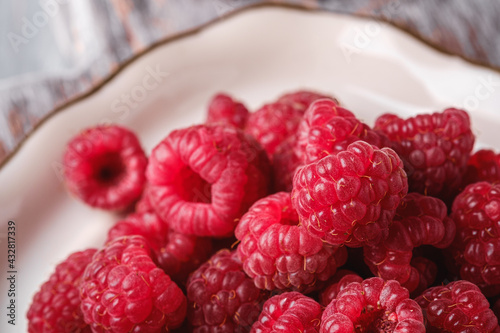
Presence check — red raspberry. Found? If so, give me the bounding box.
[27,249,96,333]
[206,93,249,129]
[251,292,322,333]
[79,236,186,332]
[277,90,338,112]
[272,136,302,192]
[463,149,500,186]
[245,102,303,157]
[135,184,154,213]
[291,140,408,247]
[363,193,456,293]
[235,192,348,291]
[319,270,363,307]
[147,124,270,237]
[407,256,438,297]
[106,212,212,285]
[374,108,475,199]
[321,277,425,333]
[187,250,266,333]
[296,99,390,164]
[63,125,147,210]
[450,182,500,293]
[415,280,499,333]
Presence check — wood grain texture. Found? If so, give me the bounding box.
[1,0,499,166]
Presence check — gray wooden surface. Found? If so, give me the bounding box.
[1,0,499,166]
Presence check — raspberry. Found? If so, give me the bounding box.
[319,270,363,307]
[206,93,249,129]
[363,193,455,293]
[27,249,96,333]
[135,184,154,213]
[63,125,148,210]
[245,102,303,156]
[277,90,338,112]
[187,250,266,333]
[79,236,186,332]
[272,136,302,192]
[235,192,348,291]
[106,212,212,285]
[450,182,500,293]
[147,124,270,237]
[250,292,322,333]
[291,140,408,247]
[296,99,390,164]
[321,277,425,333]
[463,149,500,186]
[374,108,475,199]
[415,280,499,332]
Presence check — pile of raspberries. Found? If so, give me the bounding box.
[27,90,500,333]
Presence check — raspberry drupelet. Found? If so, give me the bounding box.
[79,236,186,332]
[462,149,500,187]
[415,280,499,332]
[235,192,348,292]
[250,292,323,333]
[450,182,500,294]
[363,193,456,293]
[277,90,338,113]
[245,102,304,157]
[271,136,302,192]
[319,270,363,307]
[63,125,148,210]
[295,99,390,164]
[246,91,335,158]
[106,211,212,285]
[291,140,408,248]
[321,277,425,333]
[187,250,267,333]
[27,249,97,333]
[147,124,271,237]
[206,93,250,129]
[374,108,475,200]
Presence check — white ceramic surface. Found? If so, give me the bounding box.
[1,6,500,332]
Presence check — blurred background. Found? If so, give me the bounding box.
[0,0,499,166]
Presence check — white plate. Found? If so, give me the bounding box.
[2,6,500,332]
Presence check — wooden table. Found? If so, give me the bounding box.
[1,0,499,166]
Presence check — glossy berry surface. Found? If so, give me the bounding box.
[364,193,455,293]
[187,250,266,333]
[415,280,499,332]
[236,192,347,291]
[206,93,250,129]
[106,211,212,285]
[147,124,270,237]
[79,236,186,332]
[245,102,304,157]
[63,125,148,210]
[375,108,475,199]
[319,270,363,307]
[292,140,408,247]
[27,249,96,333]
[277,90,337,113]
[463,149,500,186]
[451,182,500,292]
[296,99,390,164]
[321,277,425,333]
[251,292,322,333]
